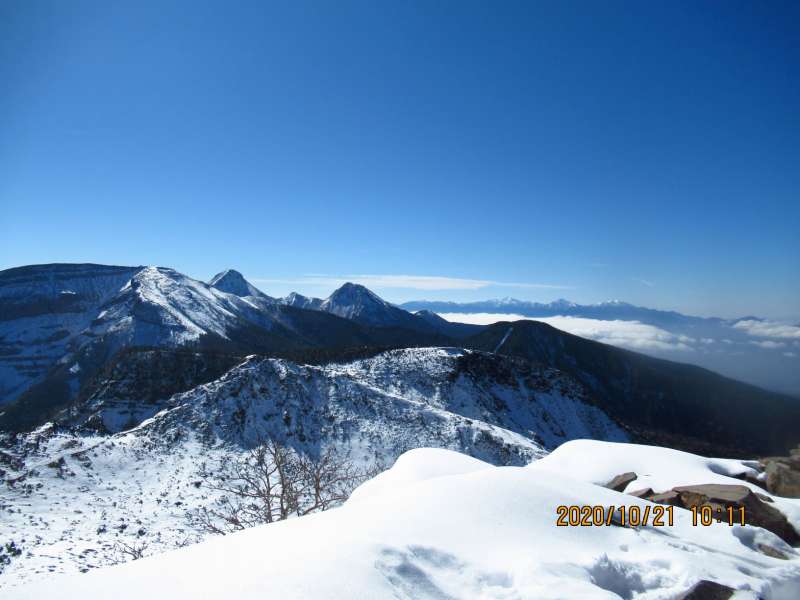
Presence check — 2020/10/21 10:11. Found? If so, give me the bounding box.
[691,505,746,526]
[555,504,747,527]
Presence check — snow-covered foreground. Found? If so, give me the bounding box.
[7,442,800,600]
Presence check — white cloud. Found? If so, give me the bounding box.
[732,319,800,340]
[252,275,573,291]
[784,352,797,358]
[749,340,787,349]
[437,313,696,352]
[632,278,655,287]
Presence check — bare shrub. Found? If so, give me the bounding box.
[189,439,380,535]
[110,540,148,563]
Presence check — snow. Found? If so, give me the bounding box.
[535,439,800,533]
[6,444,799,599]
[0,347,629,587]
[493,326,513,352]
[0,430,222,585]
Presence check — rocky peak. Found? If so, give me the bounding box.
[209,269,266,299]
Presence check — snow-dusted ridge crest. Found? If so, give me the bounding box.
[127,346,627,462]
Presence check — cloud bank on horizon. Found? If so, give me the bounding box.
[437,312,800,357]
[734,319,800,340]
[438,313,696,352]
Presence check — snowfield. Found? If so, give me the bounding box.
[5,443,800,599]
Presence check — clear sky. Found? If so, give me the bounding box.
[1,1,798,318]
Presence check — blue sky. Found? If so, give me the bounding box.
[1,1,798,318]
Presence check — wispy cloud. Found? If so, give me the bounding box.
[732,319,800,340]
[437,313,695,352]
[252,275,574,291]
[749,340,787,349]
[632,277,655,288]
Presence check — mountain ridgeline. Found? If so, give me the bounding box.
[0,263,798,456]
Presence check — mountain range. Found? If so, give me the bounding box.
[402,297,712,327]
[1,263,799,456]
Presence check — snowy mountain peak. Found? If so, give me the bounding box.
[280,285,432,330]
[282,291,323,310]
[208,269,268,299]
[325,282,390,308]
[596,299,630,306]
[320,283,428,328]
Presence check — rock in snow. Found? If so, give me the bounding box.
[5,443,800,599]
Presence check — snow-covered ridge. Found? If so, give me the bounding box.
[0,347,627,585]
[6,442,800,599]
[135,346,627,462]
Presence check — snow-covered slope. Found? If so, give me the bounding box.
[86,266,261,345]
[0,264,140,406]
[0,347,626,585]
[7,444,800,599]
[536,439,800,530]
[0,264,267,409]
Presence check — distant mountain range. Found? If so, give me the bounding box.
[1,263,799,456]
[402,297,725,327]
[402,298,800,397]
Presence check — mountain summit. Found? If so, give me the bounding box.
[316,283,433,331]
[321,282,394,320]
[279,282,435,331]
[208,269,272,301]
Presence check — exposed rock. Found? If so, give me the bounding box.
[675,580,735,600]
[604,471,637,492]
[763,460,800,498]
[672,484,800,546]
[649,490,682,506]
[627,487,654,499]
